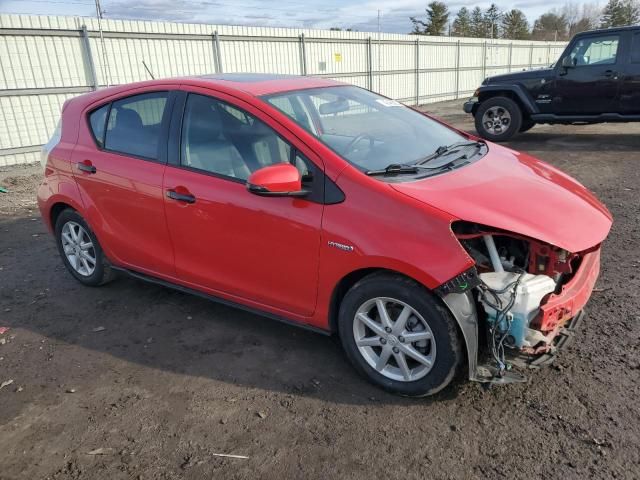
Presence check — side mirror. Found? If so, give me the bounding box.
[561,56,575,69]
[246,163,309,198]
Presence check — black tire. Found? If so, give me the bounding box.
[474,96,522,142]
[338,273,462,397]
[519,118,535,133]
[54,209,116,286]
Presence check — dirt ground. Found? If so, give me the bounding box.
[1,101,639,480]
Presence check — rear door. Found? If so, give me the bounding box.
[553,33,623,115]
[72,90,176,277]
[162,88,324,316]
[619,30,640,114]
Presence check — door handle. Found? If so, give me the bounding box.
[77,162,97,174]
[603,70,618,79]
[166,189,196,204]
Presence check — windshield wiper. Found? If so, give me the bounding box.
[365,158,471,176]
[365,164,420,176]
[417,140,485,165]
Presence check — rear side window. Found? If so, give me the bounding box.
[89,104,109,147]
[104,92,168,160]
[632,33,640,63]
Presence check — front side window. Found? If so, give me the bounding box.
[104,92,168,159]
[180,93,310,181]
[567,35,619,66]
[263,86,466,173]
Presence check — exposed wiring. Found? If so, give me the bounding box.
[478,272,525,376]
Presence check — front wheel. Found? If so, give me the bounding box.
[474,96,523,142]
[338,273,462,397]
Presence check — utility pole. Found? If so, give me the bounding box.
[94,0,111,86]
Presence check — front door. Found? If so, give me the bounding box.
[553,33,622,115]
[72,90,176,277]
[162,90,323,317]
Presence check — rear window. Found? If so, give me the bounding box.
[88,104,109,147]
[103,92,168,160]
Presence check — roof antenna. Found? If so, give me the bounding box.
[142,60,155,80]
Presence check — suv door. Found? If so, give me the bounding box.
[620,30,640,114]
[72,90,176,277]
[553,33,623,115]
[162,89,323,317]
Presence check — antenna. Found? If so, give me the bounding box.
[142,60,155,80]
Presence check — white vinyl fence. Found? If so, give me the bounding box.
[0,14,567,167]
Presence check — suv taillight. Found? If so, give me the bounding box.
[40,119,62,171]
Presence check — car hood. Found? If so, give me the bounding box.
[390,145,612,253]
[484,67,554,84]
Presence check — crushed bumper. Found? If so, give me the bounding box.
[537,249,601,332]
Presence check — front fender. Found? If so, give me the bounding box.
[478,84,539,114]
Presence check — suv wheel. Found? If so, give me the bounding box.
[338,273,462,397]
[475,96,522,142]
[55,209,115,286]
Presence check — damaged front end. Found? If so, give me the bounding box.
[438,221,602,384]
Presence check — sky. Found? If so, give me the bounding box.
[0,0,575,33]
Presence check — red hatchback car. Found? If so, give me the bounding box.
[38,74,612,396]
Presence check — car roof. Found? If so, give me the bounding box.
[182,73,344,96]
[575,25,640,36]
[72,73,346,108]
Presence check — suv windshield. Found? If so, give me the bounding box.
[263,86,466,172]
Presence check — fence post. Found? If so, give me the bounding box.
[508,42,513,72]
[214,30,223,73]
[529,43,534,69]
[482,41,487,80]
[547,43,551,65]
[455,40,461,99]
[298,33,307,76]
[415,38,419,106]
[211,32,220,73]
[80,25,98,90]
[367,37,373,91]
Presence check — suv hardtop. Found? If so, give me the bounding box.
[464,26,640,141]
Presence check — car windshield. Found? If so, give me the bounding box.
[263,86,465,172]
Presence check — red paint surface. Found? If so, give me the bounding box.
[37,76,612,331]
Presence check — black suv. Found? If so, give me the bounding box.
[464,26,640,142]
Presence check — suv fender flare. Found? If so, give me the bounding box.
[477,85,539,115]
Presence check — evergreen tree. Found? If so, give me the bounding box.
[601,0,640,26]
[470,6,488,37]
[501,9,530,39]
[452,7,473,37]
[410,1,450,36]
[484,4,502,38]
[532,12,569,40]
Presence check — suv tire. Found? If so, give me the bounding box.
[338,273,462,397]
[54,209,116,287]
[475,96,523,142]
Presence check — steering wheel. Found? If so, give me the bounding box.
[343,133,375,156]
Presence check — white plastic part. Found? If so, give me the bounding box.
[483,235,504,273]
[479,272,556,348]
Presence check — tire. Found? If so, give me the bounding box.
[474,96,523,142]
[54,209,116,286]
[519,118,535,133]
[338,273,462,397]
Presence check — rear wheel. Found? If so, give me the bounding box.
[475,96,522,142]
[55,209,115,286]
[338,273,462,397]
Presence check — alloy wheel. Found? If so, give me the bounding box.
[60,221,96,277]
[482,106,512,135]
[353,297,436,382]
